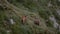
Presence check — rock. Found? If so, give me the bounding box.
[9,19,15,24]
[49,15,59,28]
[48,1,52,7]
[53,22,59,28]
[6,30,11,34]
[49,15,56,22]
[56,9,60,15]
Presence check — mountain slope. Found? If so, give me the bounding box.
[0,0,60,34]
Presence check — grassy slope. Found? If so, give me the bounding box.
[0,0,60,34]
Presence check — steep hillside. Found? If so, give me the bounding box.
[0,0,60,34]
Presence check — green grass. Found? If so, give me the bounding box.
[0,0,60,34]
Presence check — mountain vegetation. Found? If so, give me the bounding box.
[0,0,60,34]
